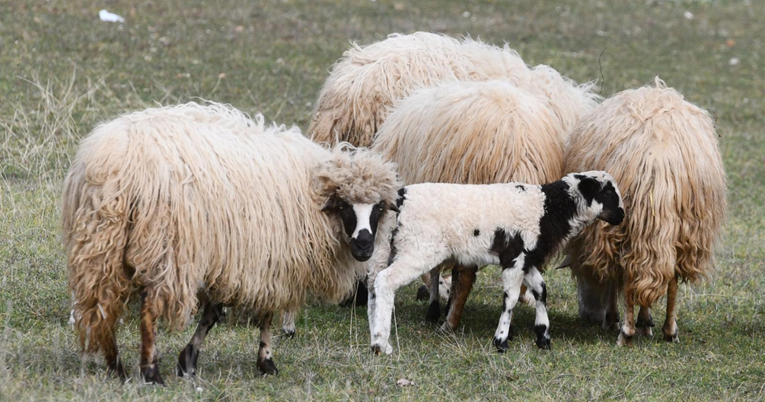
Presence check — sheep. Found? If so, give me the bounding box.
[62,102,400,384]
[309,31,599,147]
[310,32,600,319]
[371,80,568,331]
[563,78,727,346]
[367,171,625,355]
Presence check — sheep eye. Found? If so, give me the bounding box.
[378,205,385,211]
[338,206,344,210]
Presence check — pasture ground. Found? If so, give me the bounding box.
[1,0,764,400]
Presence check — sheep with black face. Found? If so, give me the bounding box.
[367,171,624,355]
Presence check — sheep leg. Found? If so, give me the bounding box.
[177,302,225,377]
[416,272,432,302]
[635,305,655,337]
[441,265,477,333]
[256,312,278,375]
[425,267,442,323]
[139,290,165,385]
[524,267,551,349]
[492,256,526,353]
[662,275,679,343]
[444,267,459,315]
[371,256,437,355]
[103,330,127,381]
[617,285,636,347]
[281,308,297,338]
[603,279,620,331]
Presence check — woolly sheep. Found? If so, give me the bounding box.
[371,80,567,330]
[563,78,727,346]
[309,31,600,147]
[368,171,625,355]
[309,32,599,321]
[63,103,400,383]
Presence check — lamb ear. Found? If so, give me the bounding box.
[577,177,600,204]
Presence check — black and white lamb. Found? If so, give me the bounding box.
[368,171,625,355]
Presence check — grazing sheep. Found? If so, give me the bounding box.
[371,80,567,330]
[564,78,727,346]
[368,171,625,355]
[63,103,400,384]
[309,31,599,147]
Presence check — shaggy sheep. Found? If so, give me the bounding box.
[63,103,400,384]
[309,32,599,324]
[368,171,625,355]
[309,31,599,147]
[371,80,567,330]
[564,78,726,346]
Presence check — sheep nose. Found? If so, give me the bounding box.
[354,229,374,250]
[351,229,375,261]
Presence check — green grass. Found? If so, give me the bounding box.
[1,0,764,400]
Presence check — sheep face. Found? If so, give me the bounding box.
[569,171,625,225]
[322,195,388,261]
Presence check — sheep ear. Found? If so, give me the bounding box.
[321,195,337,212]
[388,201,400,213]
[577,177,600,204]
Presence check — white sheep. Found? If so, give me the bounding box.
[367,172,625,355]
[62,102,400,383]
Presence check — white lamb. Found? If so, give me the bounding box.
[368,171,625,355]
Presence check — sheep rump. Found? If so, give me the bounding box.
[564,78,727,338]
[310,31,600,147]
[63,102,399,354]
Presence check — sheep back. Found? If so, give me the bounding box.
[309,32,600,148]
[373,80,565,186]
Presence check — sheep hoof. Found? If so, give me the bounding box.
[603,313,620,332]
[425,300,440,323]
[257,358,279,375]
[176,344,199,377]
[371,342,392,355]
[663,330,679,343]
[283,329,296,339]
[141,364,166,385]
[635,316,655,337]
[493,337,509,353]
[616,331,633,347]
[416,285,430,301]
[107,360,127,382]
[635,326,653,337]
[535,337,552,350]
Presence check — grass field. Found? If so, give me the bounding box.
[1,0,764,400]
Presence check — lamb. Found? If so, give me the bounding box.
[563,78,727,346]
[367,171,625,355]
[371,80,567,330]
[63,103,400,384]
[309,31,599,147]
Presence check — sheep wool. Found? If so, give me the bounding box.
[564,78,727,345]
[310,32,599,147]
